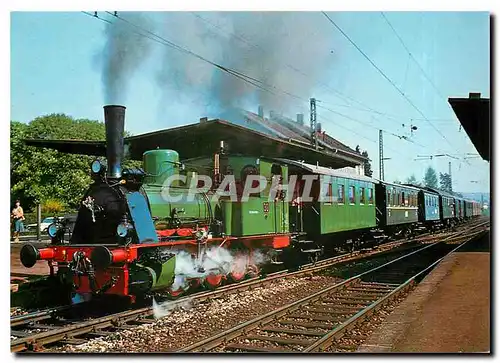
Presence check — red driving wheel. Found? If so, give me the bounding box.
[167,286,184,299]
[228,269,246,283]
[204,273,224,289]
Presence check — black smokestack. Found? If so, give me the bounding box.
[103,105,126,178]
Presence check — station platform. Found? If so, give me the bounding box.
[358,231,490,353]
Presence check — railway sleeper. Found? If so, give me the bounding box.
[224,343,289,353]
[358,282,400,288]
[346,286,393,293]
[60,338,89,345]
[262,327,325,337]
[86,330,116,338]
[10,330,32,338]
[244,334,312,347]
[28,323,60,330]
[278,320,334,329]
[286,313,344,323]
[316,300,368,307]
[322,296,377,303]
[305,307,357,315]
[318,305,368,315]
[343,289,389,296]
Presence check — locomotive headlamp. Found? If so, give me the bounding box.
[47,223,60,238]
[91,160,106,174]
[117,222,132,237]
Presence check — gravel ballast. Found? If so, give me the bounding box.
[57,275,342,353]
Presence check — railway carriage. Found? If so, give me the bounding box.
[464,200,477,219]
[472,201,482,216]
[375,182,419,236]
[285,160,377,255]
[454,197,465,220]
[417,188,440,230]
[423,187,455,227]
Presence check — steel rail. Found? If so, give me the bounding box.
[178,220,488,352]
[11,219,487,352]
[303,231,486,352]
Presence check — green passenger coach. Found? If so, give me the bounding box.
[375,181,419,235]
[283,160,377,252]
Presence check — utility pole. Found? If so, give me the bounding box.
[36,203,41,242]
[379,129,384,181]
[310,98,317,150]
[448,161,452,192]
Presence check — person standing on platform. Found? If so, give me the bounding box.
[11,200,25,242]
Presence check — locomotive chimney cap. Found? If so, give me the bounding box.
[104,104,126,109]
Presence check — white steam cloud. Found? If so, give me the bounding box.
[170,247,270,292]
[152,297,193,319]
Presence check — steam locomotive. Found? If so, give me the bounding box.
[19,105,482,304]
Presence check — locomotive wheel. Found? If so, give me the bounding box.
[204,273,223,289]
[167,287,185,299]
[189,278,202,290]
[228,270,246,283]
[228,254,248,283]
[246,264,260,278]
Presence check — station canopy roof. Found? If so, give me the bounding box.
[25,118,367,169]
[448,92,490,162]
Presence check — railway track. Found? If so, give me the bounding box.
[178,221,488,352]
[10,219,487,352]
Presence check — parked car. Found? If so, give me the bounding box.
[26,217,64,233]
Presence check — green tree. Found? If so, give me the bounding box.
[393,179,402,184]
[405,174,421,186]
[11,114,106,211]
[424,166,438,188]
[439,173,452,192]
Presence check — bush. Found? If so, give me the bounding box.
[41,199,65,214]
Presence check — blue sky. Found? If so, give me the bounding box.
[10,11,490,193]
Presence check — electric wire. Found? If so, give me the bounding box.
[82,11,484,176]
[321,11,456,152]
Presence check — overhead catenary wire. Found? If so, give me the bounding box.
[380,12,449,102]
[321,11,457,152]
[100,11,418,147]
[189,12,422,124]
[82,11,483,175]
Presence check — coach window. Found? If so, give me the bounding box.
[369,188,374,204]
[327,182,333,203]
[401,191,405,207]
[405,193,409,207]
[349,185,355,204]
[360,187,366,204]
[338,184,345,204]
